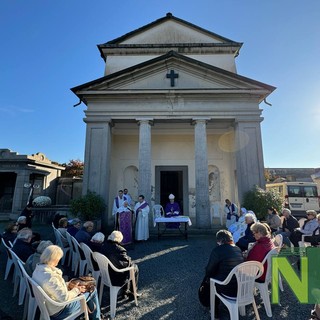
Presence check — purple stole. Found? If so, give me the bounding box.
[115,196,127,208]
[135,201,149,218]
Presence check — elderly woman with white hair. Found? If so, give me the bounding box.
[235,212,257,251]
[101,231,139,298]
[32,245,101,320]
[12,228,35,262]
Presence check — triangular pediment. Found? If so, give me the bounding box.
[72,51,275,96]
[101,13,239,46]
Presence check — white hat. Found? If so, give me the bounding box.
[168,194,175,200]
[108,231,123,243]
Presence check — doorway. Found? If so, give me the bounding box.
[155,166,188,214]
[0,172,17,212]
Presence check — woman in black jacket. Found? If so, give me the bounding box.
[200,229,244,319]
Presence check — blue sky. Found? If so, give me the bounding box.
[1,1,319,168]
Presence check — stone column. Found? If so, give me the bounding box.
[193,118,211,228]
[83,116,112,231]
[136,118,153,204]
[234,120,265,204]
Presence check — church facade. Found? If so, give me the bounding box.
[72,13,275,229]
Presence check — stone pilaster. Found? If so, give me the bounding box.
[12,170,30,215]
[193,118,211,228]
[234,120,265,203]
[83,116,112,230]
[136,118,153,204]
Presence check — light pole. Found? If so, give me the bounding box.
[23,183,40,205]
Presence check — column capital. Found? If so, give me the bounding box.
[136,118,154,126]
[191,117,211,125]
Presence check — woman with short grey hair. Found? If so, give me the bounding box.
[32,245,101,320]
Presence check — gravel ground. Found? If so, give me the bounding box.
[0,222,314,319]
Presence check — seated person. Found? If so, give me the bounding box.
[12,228,35,262]
[290,210,319,247]
[17,216,27,231]
[67,218,82,237]
[32,245,101,320]
[164,194,181,229]
[199,229,244,318]
[75,221,94,245]
[236,213,256,251]
[25,240,53,276]
[101,231,139,297]
[303,213,320,246]
[266,207,281,233]
[57,217,69,247]
[275,208,299,247]
[246,222,275,282]
[224,199,238,229]
[1,222,18,246]
[52,212,67,228]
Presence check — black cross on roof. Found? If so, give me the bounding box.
[166,70,179,87]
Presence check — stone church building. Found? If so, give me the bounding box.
[72,13,275,228]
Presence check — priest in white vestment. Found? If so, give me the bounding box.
[134,195,150,241]
[113,190,127,228]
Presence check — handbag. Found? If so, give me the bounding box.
[198,276,210,307]
[68,275,96,293]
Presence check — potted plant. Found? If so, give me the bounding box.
[70,191,105,224]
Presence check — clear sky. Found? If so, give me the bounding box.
[1,0,319,168]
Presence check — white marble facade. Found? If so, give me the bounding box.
[72,13,275,229]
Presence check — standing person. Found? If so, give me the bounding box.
[164,194,181,229]
[32,245,101,320]
[266,207,281,233]
[199,229,244,318]
[116,200,134,245]
[275,208,299,247]
[289,210,319,247]
[123,188,133,206]
[246,222,275,282]
[134,195,150,241]
[113,190,127,228]
[224,199,238,228]
[20,202,33,228]
[17,216,27,231]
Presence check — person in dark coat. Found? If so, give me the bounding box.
[1,222,18,246]
[67,218,82,237]
[101,231,139,296]
[75,221,94,245]
[20,203,33,228]
[12,228,35,262]
[275,208,299,247]
[236,213,256,251]
[201,229,244,318]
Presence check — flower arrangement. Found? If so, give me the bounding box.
[32,196,52,207]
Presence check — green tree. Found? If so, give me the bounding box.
[70,191,105,221]
[242,185,283,220]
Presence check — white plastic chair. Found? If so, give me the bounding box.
[65,232,78,273]
[27,276,89,320]
[17,259,37,320]
[70,236,88,276]
[254,247,279,317]
[10,249,27,306]
[53,227,70,266]
[210,261,264,320]
[1,238,15,280]
[80,242,100,283]
[92,252,138,320]
[152,204,164,220]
